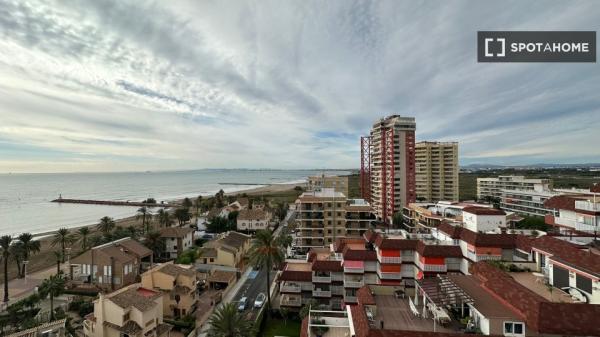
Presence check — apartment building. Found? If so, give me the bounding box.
[159,227,194,259]
[141,262,199,318]
[307,175,349,196]
[83,284,172,337]
[294,188,375,249]
[545,194,600,234]
[70,238,153,291]
[369,115,416,223]
[415,141,459,202]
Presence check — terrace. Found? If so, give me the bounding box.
[306,310,352,337]
[509,272,575,303]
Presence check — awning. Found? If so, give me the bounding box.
[343,260,364,268]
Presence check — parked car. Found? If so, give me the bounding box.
[238,297,248,311]
[254,293,266,308]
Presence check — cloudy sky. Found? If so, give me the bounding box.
[1,0,599,173]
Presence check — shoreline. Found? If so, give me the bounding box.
[1,182,303,283]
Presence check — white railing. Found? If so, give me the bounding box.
[575,200,600,212]
[421,264,447,272]
[576,222,598,232]
[344,266,364,274]
[377,271,402,280]
[280,283,301,293]
[476,255,502,262]
[380,256,402,264]
[313,290,331,297]
[312,275,332,283]
[343,279,364,288]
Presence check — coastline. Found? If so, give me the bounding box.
[1,181,303,283]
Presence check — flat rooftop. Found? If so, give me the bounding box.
[509,272,575,303]
[372,295,454,333]
[286,261,312,272]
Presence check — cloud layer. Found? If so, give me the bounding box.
[0,0,599,172]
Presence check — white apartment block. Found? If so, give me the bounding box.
[477,176,557,217]
[415,141,459,202]
[369,115,416,222]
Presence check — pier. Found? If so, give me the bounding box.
[51,198,177,208]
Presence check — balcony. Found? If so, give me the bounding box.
[313,289,332,297]
[344,266,364,274]
[331,286,344,296]
[467,251,501,262]
[280,295,302,307]
[377,271,402,280]
[378,255,402,264]
[343,278,364,288]
[280,282,301,293]
[331,273,344,282]
[343,294,358,303]
[312,274,332,283]
[418,263,447,272]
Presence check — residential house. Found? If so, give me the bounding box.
[141,262,199,318]
[200,231,251,269]
[83,283,172,337]
[236,209,271,232]
[159,227,194,259]
[70,238,153,291]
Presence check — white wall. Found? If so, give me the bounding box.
[463,213,505,232]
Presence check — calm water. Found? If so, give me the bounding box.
[0,169,350,236]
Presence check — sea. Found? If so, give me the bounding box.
[0,169,351,237]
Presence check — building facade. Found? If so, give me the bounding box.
[236,209,271,232]
[141,262,199,318]
[369,115,416,223]
[415,141,459,202]
[159,227,194,259]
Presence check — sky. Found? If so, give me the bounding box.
[0,0,599,173]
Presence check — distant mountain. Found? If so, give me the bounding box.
[461,163,600,170]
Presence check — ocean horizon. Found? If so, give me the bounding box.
[0,169,351,237]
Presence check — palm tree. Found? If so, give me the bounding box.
[182,197,193,210]
[156,209,172,228]
[247,230,284,317]
[97,216,116,236]
[38,274,65,321]
[208,303,251,337]
[9,241,25,278]
[194,196,203,218]
[17,233,40,277]
[143,231,165,260]
[137,207,152,234]
[77,227,91,251]
[1,235,13,302]
[53,251,62,275]
[174,207,191,226]
[126,225,139,239]
[51,228,74,263]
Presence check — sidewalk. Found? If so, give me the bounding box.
[1,263,66,310]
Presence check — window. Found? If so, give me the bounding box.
[504,322,524,336]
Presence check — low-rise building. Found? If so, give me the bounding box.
[141,262,199,318]
[236,209,271,232]
[159,227,194,259]
[83,283,172,337]
[544,194,600,234]
[70,238,153,291]
[461,206,506,232]
[200,231,251,269]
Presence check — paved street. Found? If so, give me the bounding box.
[230,266,277,319]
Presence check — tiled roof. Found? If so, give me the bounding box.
[159,227,194,238]
[116,239,153,258]
[436,222,462,239]
[200,247,217,258]
[530,235,600,276]
[334,237,366,253]
[471,262,600,336]
[349,304,370,337]
[237,209,269,221]
[311,260,343,272]
[279,270,312,282]
[356,286,375,305]
[221,231,250,250]
[462,206,505,216]
[109,287,160,312]
[343,248,377,261]
[374,236,418,250]
[157,263,196,278]
[416,241,462,257]
[544,194,599,215]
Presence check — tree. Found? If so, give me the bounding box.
[299,299,318,320]
[77,227,91,251]
[137,207,152,234]
[194,196,203,218]
[274,202,288,222]
[156,209,172,228]
[174,208,191,226]
[247,230,284,318]
[215,190,225,208]
[10,241,25,279]
[208,303,251,337]
[39,274,65,321]
[182,197,193,210]
[97,216,116,236]
[51,228,74,263]
[276,234,293,250]
[53,251,62,275]
[17,233,40,277]
[1,235,12,302]
[144,231,165,260]
[206,216,233,233]
[126,225,139,239]
[280,307,289,326]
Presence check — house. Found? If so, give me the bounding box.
[544,194,600,234]
[200,231,251,269]
[159,227,194,259]
[236,209,271,232]
[83,284,172,337]
[141,262,199,318]
[70,238,153,291]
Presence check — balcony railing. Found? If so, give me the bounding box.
[418,263,447,272]
[378,255,402,264]
[280,283,301,293]
[377,271,402,280]
[331,286,344,295]
[331,273,344,282]
[343,279,364,288]
[344,295,358,303]
[344,266,364,274]
[280,295,302,307]
[313,290,332,297]
[312,275,332,283]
